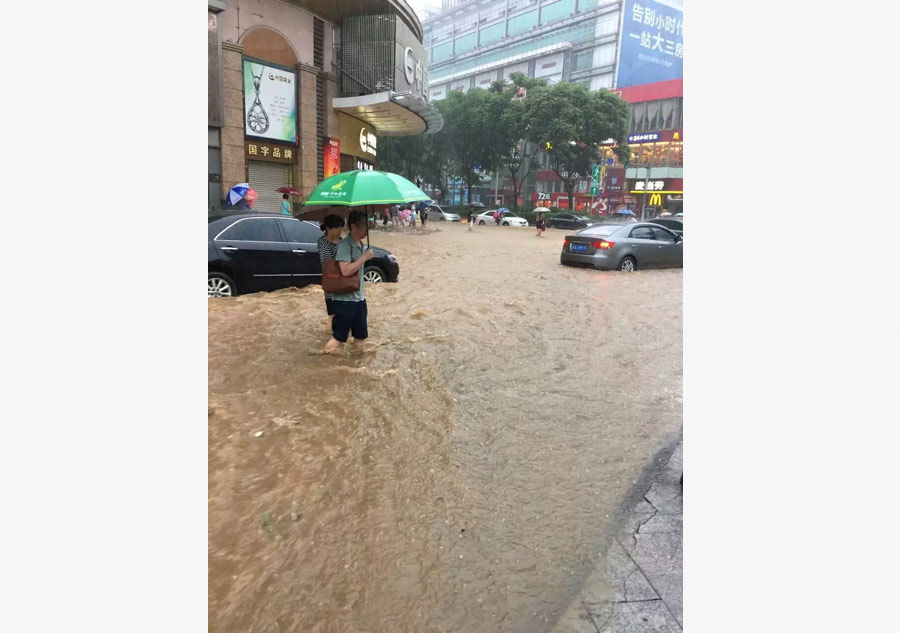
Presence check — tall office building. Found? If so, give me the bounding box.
[422,0,683,214]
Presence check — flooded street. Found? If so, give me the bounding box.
[208,222,682,633]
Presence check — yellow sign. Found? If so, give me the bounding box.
[649,193,662,205]
[673,132,680,141]
[245,141,294,164]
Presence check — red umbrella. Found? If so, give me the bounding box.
[277,187,303,196]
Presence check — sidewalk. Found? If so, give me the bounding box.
[553,438,683,632]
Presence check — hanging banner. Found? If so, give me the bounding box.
[324,138,341,178]
[243,57,298,144]
[617,0,684,88]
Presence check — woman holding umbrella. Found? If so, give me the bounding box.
[535,211,546,237]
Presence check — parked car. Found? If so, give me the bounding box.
[648,217,683,236]
[545,213,597,231]
[208,213,399,297]
[426,205,461,222]
[475,210,529,227]
[559,222,683,271]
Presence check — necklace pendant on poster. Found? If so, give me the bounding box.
[247,69,270,134]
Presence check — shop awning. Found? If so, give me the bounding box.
[332,91,444,136]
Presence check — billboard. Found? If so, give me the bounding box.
[243,58,297,144]
[616,1,683,89]
[324,138,341,179]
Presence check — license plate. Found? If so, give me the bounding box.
[571,243,587,253]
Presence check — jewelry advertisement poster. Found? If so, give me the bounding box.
[243,59,297,144]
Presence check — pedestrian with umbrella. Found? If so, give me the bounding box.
[299,169,429,246]
[226,183,257,210]
[276,187,302,216]
[535,211,546,237]
[322,209,374,354]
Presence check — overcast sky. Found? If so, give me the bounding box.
[406,0,442,21]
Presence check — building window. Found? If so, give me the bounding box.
[668,141,683,167]
[432,41,453,63]
[592,42,616,68]
[540,0,576,26]
[507,9,538,36]
[455,32,477,55]
[594,10,620,37]
[572,49,593,72]
[646,101,661,130]
[479,21,506,46]
[590,73,613,91]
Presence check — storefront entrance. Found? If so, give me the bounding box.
[248,161,292,214]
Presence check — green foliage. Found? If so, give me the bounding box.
[489,73,549,211]
[379,79,629,209]
[435,88,506,203]
[525,83,629,209]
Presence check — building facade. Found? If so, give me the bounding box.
[421,0,683,215]
[207,0,442,216]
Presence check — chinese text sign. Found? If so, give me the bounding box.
[616,0,683,89]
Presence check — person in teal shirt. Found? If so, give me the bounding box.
[280,194,291,216]
[322,210,373,354]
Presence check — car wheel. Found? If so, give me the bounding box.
[440,216,446,221]
[363,265,386,283]
[618,256,636,272]
[208,272,236,297]
[501,221,508,226]
[479,220,485,225]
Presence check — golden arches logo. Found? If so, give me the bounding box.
[649,193,662,206]
[673,132,680,141]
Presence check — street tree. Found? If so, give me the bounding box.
[489,72,547,211]
[525,82,629,211]
[376,134,424,181]
[436,88,503,204]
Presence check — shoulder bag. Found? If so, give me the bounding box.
[321,258,360,294]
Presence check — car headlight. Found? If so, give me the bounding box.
[387,254,397,262]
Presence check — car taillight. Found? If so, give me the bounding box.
[564,238,571,245]
[591,240,615,249]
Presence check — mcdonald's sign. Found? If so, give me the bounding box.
[649,193,662,206]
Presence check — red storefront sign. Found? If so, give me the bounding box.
[530,191,601,212]
[324,138,341,178]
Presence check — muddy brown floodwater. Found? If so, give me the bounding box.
[209,222,682,633]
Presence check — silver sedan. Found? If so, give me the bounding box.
[559,222,683,271]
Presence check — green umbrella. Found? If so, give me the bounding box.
[303,170,430,207]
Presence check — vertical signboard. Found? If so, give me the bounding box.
[243,57,298,143]
[616,0,684,88]
[324,138,341,178]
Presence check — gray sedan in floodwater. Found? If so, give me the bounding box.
[559,222,683,271]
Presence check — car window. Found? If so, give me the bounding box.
[656,219,681,230]
[651,226,676,242]
[279,219,321,243]
[579,225,621,237]
[218,218,283,242]
[631,226,654,240]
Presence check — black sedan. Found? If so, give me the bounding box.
[208,214,399,297]
[545,213,597,230]
[648,217,683,236]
